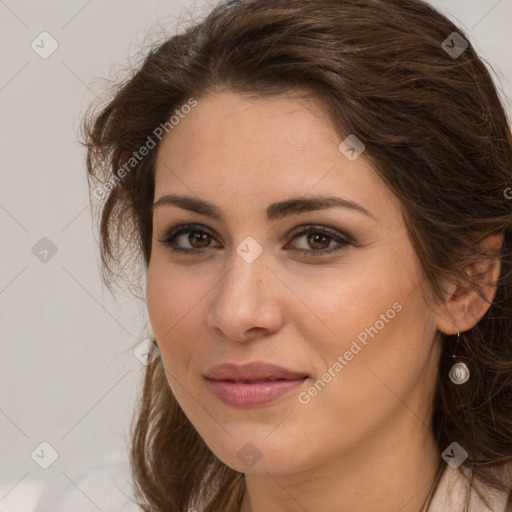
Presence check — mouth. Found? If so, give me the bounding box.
[205,361,309,381]
[222,378,296,383]
[205,361,309,408]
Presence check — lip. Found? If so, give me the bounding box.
[205,362,309,408]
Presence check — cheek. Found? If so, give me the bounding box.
[287,259,399,356]
[146,264,198,405]
[146,262,188,356]
[146,259,194,334]
[293,248,427,396]
[146,261,211,374]
[146,263,169,337]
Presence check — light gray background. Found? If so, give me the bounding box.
[1,0,511,510]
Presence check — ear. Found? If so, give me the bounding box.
[437,233,503,335]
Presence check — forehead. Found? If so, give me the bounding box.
[154,90,401,223]
[157,90,336,162]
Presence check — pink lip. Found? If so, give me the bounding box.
[205,362,309,408]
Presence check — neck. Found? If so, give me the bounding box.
[239,413,441,512]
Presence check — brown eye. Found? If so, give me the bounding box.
[157,224,220,253]
[287,225,352,257]
[188,231,211,248]
[306,233,331,250]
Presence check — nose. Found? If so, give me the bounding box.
[208,250,284,342]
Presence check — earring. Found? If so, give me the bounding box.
[448,329,470,384]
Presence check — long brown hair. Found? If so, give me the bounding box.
[81,0,512,510]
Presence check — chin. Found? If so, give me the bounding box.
[204,433,313,474]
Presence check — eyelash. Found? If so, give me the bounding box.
[156,223,353,257]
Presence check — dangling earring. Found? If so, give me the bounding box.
[448,329,470,384]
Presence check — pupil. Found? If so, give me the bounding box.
[308,233,329,250]
[190,232,209,247]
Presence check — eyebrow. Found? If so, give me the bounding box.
[153,194,377,222]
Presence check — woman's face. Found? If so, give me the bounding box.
[147,90,443,474]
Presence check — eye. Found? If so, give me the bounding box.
[157,223,220,253]
[285,225,352,256]
[157,223,353,257]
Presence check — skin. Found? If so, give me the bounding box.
[146,90,502,512]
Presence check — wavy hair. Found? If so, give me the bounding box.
[81,0,512,510]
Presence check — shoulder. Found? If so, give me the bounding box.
[430,463,511,512]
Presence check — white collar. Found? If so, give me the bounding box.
[428,465,509,512]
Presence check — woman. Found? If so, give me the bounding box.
[82,0,512,510]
